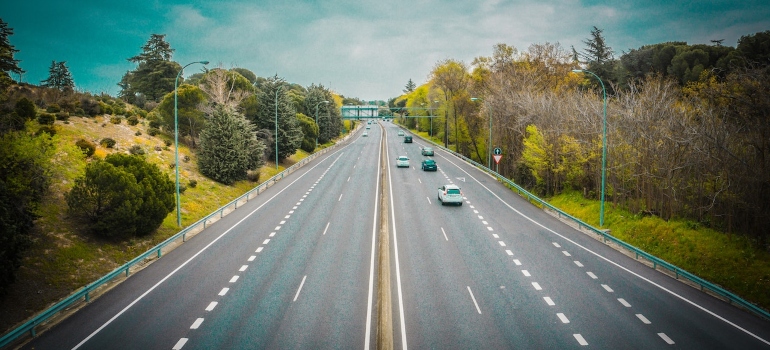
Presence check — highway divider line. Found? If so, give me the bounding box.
[376,124,394,350]
[365,125,383,349]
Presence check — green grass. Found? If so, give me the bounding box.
[547,190,770,311]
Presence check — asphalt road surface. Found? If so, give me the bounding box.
[20,120,770,349]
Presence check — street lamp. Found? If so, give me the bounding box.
[175,60,209,227]
[432,100,438,139]
[314,100,329,150]
[471,97,492,169]
[275,86,283,169]
[573,69,607,227]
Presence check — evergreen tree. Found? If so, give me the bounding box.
[581,26,614,64]
[40,60,74,90]
[404,78,416,93]
[250,76,303,162]
[305,84,341,144]
[118,34,182,106]
[0,18,23,82]
[198,106,265,185]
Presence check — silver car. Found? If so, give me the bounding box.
[438,184,463,206]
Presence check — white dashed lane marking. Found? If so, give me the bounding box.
[172,338,188,350]
[574,334,588,346]
[513,259,521,266]
[636,314,652,324]
[218,288,229,296]
[574,261,583,267]
[544,297,555,306]
[190,318,204,329]
[229,276,239,283]
[562,251,571,257]
[601,284,614,293]
[658,333,675,344]
[586,272,598,279]
[467,286,482,314]
[522,270,531,277]
[618,298,631,307]
[557,313,570,323]
[255,247,263,253]
[322,222,330,235]
[553,242,561,248]
[293,275,307,302]
[532,282,542,291]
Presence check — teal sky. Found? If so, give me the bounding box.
[2,0,769,100]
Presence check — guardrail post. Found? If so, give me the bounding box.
[31,327,36,337]
[157,248,162,258]
[125,267,130,277]
[85,291,90,302]
[183,232,187,241]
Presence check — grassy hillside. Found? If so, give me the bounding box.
[0,115,308,334]
[547,191,770,311]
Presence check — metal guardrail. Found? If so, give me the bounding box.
[408,127,770,322]
[0,128,361,349]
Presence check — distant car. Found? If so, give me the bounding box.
[366,125,371,129]
[421,159,437,171]
[396,156,409,167]
[404,136,412,143]
[397,130,404,136]
[421,147,434,156]
[438,184,463,206]
[363,131,368,137]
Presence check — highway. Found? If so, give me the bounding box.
[20,120,770,349]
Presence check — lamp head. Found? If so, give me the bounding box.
[201,61,210,65]
[571,69,582,73]
[470,97,480,101]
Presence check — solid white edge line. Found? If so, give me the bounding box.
[436,154,770,347]
[364,127,382,349]
[71,141,353,350]
[467,286,482,314]
[293,275,307,302]
[322,222,330,236]
[387,129,409,350]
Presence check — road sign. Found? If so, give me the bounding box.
[493,154,502,164]
[493,147,502,155]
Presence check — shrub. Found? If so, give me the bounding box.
[135,131,142,136]
[147,128,160,136]
[127,115,139,126]
[188,179,197,188]
[154,145,162,151]
[100,138,116,148]
[74,107,85,116]
[14,97,36,120]
[56,112,69,121]
[110,116,122,124]
[36,125,56,137]
[128,145,145,155]
[137,109,147,118]
[247,170,260,182]
[37,113,55,125]
[46,103,61,113]
[178,183,187,194]
[65,154,175,239]
[76,139,96,157]
[164,140,172,147]
[80,98,101,116]
[1,112,25,132]
[148,120,161,129]
[183,155,190,163]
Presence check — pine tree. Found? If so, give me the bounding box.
[581,26,613,64]
[0,18,23,86]
[404,78,416,93]
[250,76,303,162]
[40,60,74,90]
[119,34,181,105]
[198,106,265,185]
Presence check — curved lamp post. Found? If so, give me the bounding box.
[573,69,607,227]
[275,86,283,169]
[175,60,209,227]
[314,100,329,150]
[470,97,491,169]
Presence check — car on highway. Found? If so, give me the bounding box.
[366,125,371,129]
[396,156,409,167]
[397,130,404,136]
[421,147,434,156]
[421,159,437,171]
[438,184,463,206]
[363,131,368,137]
[404,136,413,143]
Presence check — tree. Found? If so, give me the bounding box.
[305,84,341,144]
[430,59,470,149]
[156,84,207,147]
[198,67,253,111]
[118,34,182,106]
[580,26,617,91]
[40,61,74,91]
[0,18,23,84]
[737,30,770,65]
[250,76,303,162]
[404,78,416,93]
[0,131,53,295]
[198,106,265,185]
[296,113,318,153]
[232,67,257,84]
[66,153,174,239]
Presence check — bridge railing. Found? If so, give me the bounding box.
[0,127,361,349]
[410,127,770,322]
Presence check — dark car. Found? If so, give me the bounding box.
[404,136,412,143]
[421,159,437,171]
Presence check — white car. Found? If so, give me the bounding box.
[363,131,368,137]
[396,156,409,167]
[438,184,463,206]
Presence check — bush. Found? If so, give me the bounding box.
[247,170,260,182]
[74,107,85,116]
[80,98,101,116]
[135,131,142,136]
[100,138,116,148]
[128,145,145,155]
[76,139,96,157]
[14,97,36,120]
[37,113,55,125]
[45,103,61,113]
[188,179,197,188]
[56,112,69,121]
[110,116,122,124]
[36,125,56,136]
[154,145,162,151]
[148,120,161,129]
[65,154,175,239]
[164,140,172,147]
[1,112,25,132]
[147,128,160,136]
[127,115,139,126]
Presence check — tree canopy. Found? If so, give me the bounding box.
[40,61,74,91]
[118,34,182,107]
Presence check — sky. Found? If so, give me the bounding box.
[2,0,769,101]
